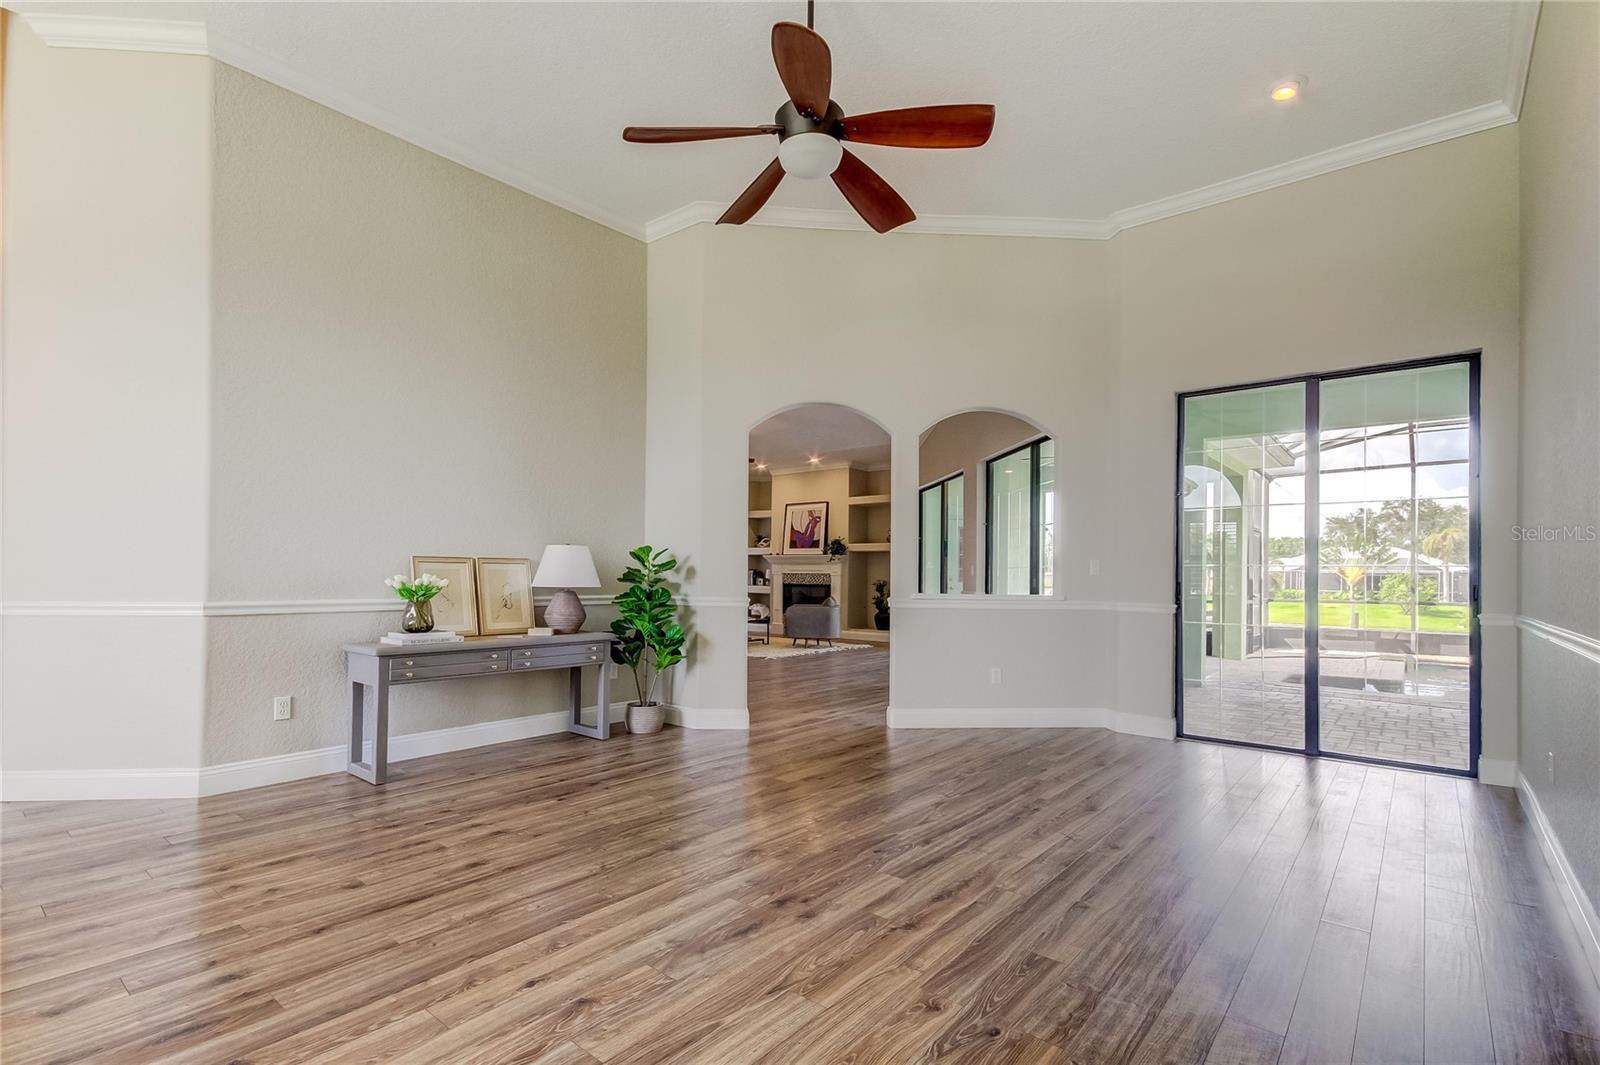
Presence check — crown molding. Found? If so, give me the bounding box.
[645,201,1113,243]
[18,12,207,55]
[1503,1,1542,119]
[203,27,646,242]
[23,8,1537,247]
[648,98,1522,243]
[1106,100,1518,234]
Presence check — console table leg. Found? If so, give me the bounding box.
[566,664,606,740]
[597,656,611,739]
[368,681,389,784]
[347,679,390,785]
[348,681,364,767]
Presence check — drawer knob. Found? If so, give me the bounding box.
[404,672,414,678]
[491,665,500,671]
[490,653,499,659]
[404,659,414,666]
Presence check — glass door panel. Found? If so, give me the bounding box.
[1179,382,1307,750]
[1178,357,1477,775]
[1315,363,1473,771]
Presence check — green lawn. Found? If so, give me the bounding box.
[1266,600,1469,633]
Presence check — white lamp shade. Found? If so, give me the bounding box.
[533,544,601,588]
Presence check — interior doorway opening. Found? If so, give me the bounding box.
[746,404,891,725]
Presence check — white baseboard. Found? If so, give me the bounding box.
[888,706,1108,729]
[0,767,204,802]
[886,706,1174,740]
[1110,709,1180,740]
[665,706,750,729]
[1477,757,1518,787]
[1517,772,1600,984]
[1,703,629,802]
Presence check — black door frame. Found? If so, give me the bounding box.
[1172,350,1482,778]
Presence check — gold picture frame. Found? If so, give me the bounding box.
[411,556,479,636]
[475,557,535,635]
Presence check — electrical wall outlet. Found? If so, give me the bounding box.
[1089,559,1101,576]
[273,696,293,721]
[990,667,1002,685]
[610,663,618,679]
[1548,751,1555,784]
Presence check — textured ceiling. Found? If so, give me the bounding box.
[14,2,1536,238]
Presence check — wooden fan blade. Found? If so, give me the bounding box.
[772,21,831,118]
[831,149,915,233]
[623,125,780,143]
[718,158,785,225]
[841,105,996,148]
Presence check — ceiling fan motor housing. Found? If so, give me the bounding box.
[776,99,845,140]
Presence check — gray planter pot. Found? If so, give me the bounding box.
[627,701,665,735]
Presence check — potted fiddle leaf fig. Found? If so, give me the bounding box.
[609,546,687,734]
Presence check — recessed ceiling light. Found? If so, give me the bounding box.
[808,455,821,464]
[1271,79,1303,103]
[754,461,767,471]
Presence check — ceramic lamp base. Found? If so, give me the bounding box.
[545,588,587,634]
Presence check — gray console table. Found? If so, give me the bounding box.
[342,631,613,785]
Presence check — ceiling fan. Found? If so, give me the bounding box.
[622,5,995,234]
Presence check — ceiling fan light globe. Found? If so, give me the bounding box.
[777,132,844,179]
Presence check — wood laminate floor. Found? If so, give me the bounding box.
[4,647,1598,1063]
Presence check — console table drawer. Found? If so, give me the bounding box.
[511,651,603,671]
[389,649,509,671]
[513,644,605,662]
[390,659,509,682]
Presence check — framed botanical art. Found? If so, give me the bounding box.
[476,557,535,635]
[411,556,479,635]
[783,501,829,554]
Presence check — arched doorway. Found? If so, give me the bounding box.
[745,403,891,728]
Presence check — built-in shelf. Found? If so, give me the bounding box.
[747,586,771,594]
[749,509,772,520]
[748,547,769,555]
[848,542,891,553]
[848,494,891,507]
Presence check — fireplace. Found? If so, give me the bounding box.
[781,572,833,611]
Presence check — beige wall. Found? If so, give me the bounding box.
[1,43,647,788]
[1,22,212,777]
[1515,0,1600,910]
[647,124,1521,765]
[203,65,646,765]
[918,411,1042,593]
[1114,124,1523,768]
[647,225,1121,722]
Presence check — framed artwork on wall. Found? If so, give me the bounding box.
[783,501,829,554]
[476,557,535,635]
[411,556,479,636]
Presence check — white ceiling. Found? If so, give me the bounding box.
[749,404,890,473]
[14,1,1538,240]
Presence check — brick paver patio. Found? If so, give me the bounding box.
[1182,651,1471,770]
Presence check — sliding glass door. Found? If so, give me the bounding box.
[1176,355,1479,775]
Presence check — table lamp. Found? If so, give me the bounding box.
[533,544,601,634]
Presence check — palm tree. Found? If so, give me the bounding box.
[1321,514,1396,628]
[1422,525,1467,605]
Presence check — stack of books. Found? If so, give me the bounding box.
[379,631,466,646]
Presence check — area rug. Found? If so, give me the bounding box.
[747,642,871,660]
